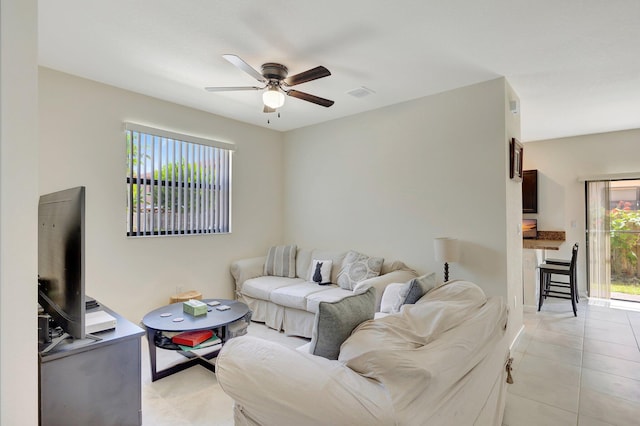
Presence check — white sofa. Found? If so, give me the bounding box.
[216,280,510,426]
[230,247,418,338]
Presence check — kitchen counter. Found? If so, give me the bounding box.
[521,230,566,308]
[522,239,564,250]
[522,230,565,250]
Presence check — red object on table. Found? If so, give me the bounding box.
[171,329,213,346]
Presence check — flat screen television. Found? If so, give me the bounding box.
[38,186,86,342]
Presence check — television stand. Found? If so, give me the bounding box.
[40,332,102,354]
[40,332,68,354]
[38,302,144,426]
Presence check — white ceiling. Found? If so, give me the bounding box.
[38,1,640,141]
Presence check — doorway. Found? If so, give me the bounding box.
[586,179,640,302]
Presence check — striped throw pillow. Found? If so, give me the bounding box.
[264,245,297,278]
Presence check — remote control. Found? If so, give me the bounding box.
[207,301,221,306]
[216,305,230,311]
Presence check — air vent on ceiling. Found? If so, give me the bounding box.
[347,86,375,98]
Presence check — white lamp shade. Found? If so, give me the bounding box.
[263,88,285,109]
[434,237,460,263]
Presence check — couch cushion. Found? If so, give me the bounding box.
[264,245,297,278]
[305,287,354,313]
[380,283,404,314]
[340,280,492,364]
[270,282,337,310]
[242,276,304,301]
[337,251,384,290]
[295,248,313,279]
[309,287,376,360]
[338,317,421,363]
[380,259,415,275]
[392,272,437,313]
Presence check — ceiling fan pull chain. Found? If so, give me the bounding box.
[267,111,282,124]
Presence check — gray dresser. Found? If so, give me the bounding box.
[39,303,144,426]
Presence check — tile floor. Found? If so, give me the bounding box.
[140,323,308,425]
[504,299,640,426]
[140,298,640,425]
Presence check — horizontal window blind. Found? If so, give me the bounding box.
[125,123,233,237]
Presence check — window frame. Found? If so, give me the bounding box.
[124,123,234,237]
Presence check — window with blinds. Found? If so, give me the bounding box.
[125,123,233,237]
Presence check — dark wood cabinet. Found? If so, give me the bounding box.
[522,169,538,213]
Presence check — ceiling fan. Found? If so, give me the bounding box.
[205,54,334,113]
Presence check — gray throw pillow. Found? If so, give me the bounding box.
[309,287,376,360]
[392,272,436,313]
[336,251,384,290]
[263,245,297,278]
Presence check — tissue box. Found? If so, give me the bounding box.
[183,299,207,316]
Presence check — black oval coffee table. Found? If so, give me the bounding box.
[142,299,250,381]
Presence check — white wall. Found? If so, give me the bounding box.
[504,82,524,340]
[0,0,39,424]
[523,128,640,301]
[39,68,285,322]
[283,78,523,341]
[36,69,525,402]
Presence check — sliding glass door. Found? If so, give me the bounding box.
[587,181,610,299]
[587,179,640,301]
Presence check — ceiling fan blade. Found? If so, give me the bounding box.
[222,54,267,83]
[287,90,334,107]
[284,66,331,86]
[205,86,262,92]
[263,105,276,113]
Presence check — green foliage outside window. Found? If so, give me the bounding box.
[610,207,640,278]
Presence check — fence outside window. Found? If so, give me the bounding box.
[125,123,234,237]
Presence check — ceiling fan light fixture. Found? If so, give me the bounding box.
[263,86,285,109]
[207,55,333,110]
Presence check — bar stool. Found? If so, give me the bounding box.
[544,243,579,304]
[538,243,579,316]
